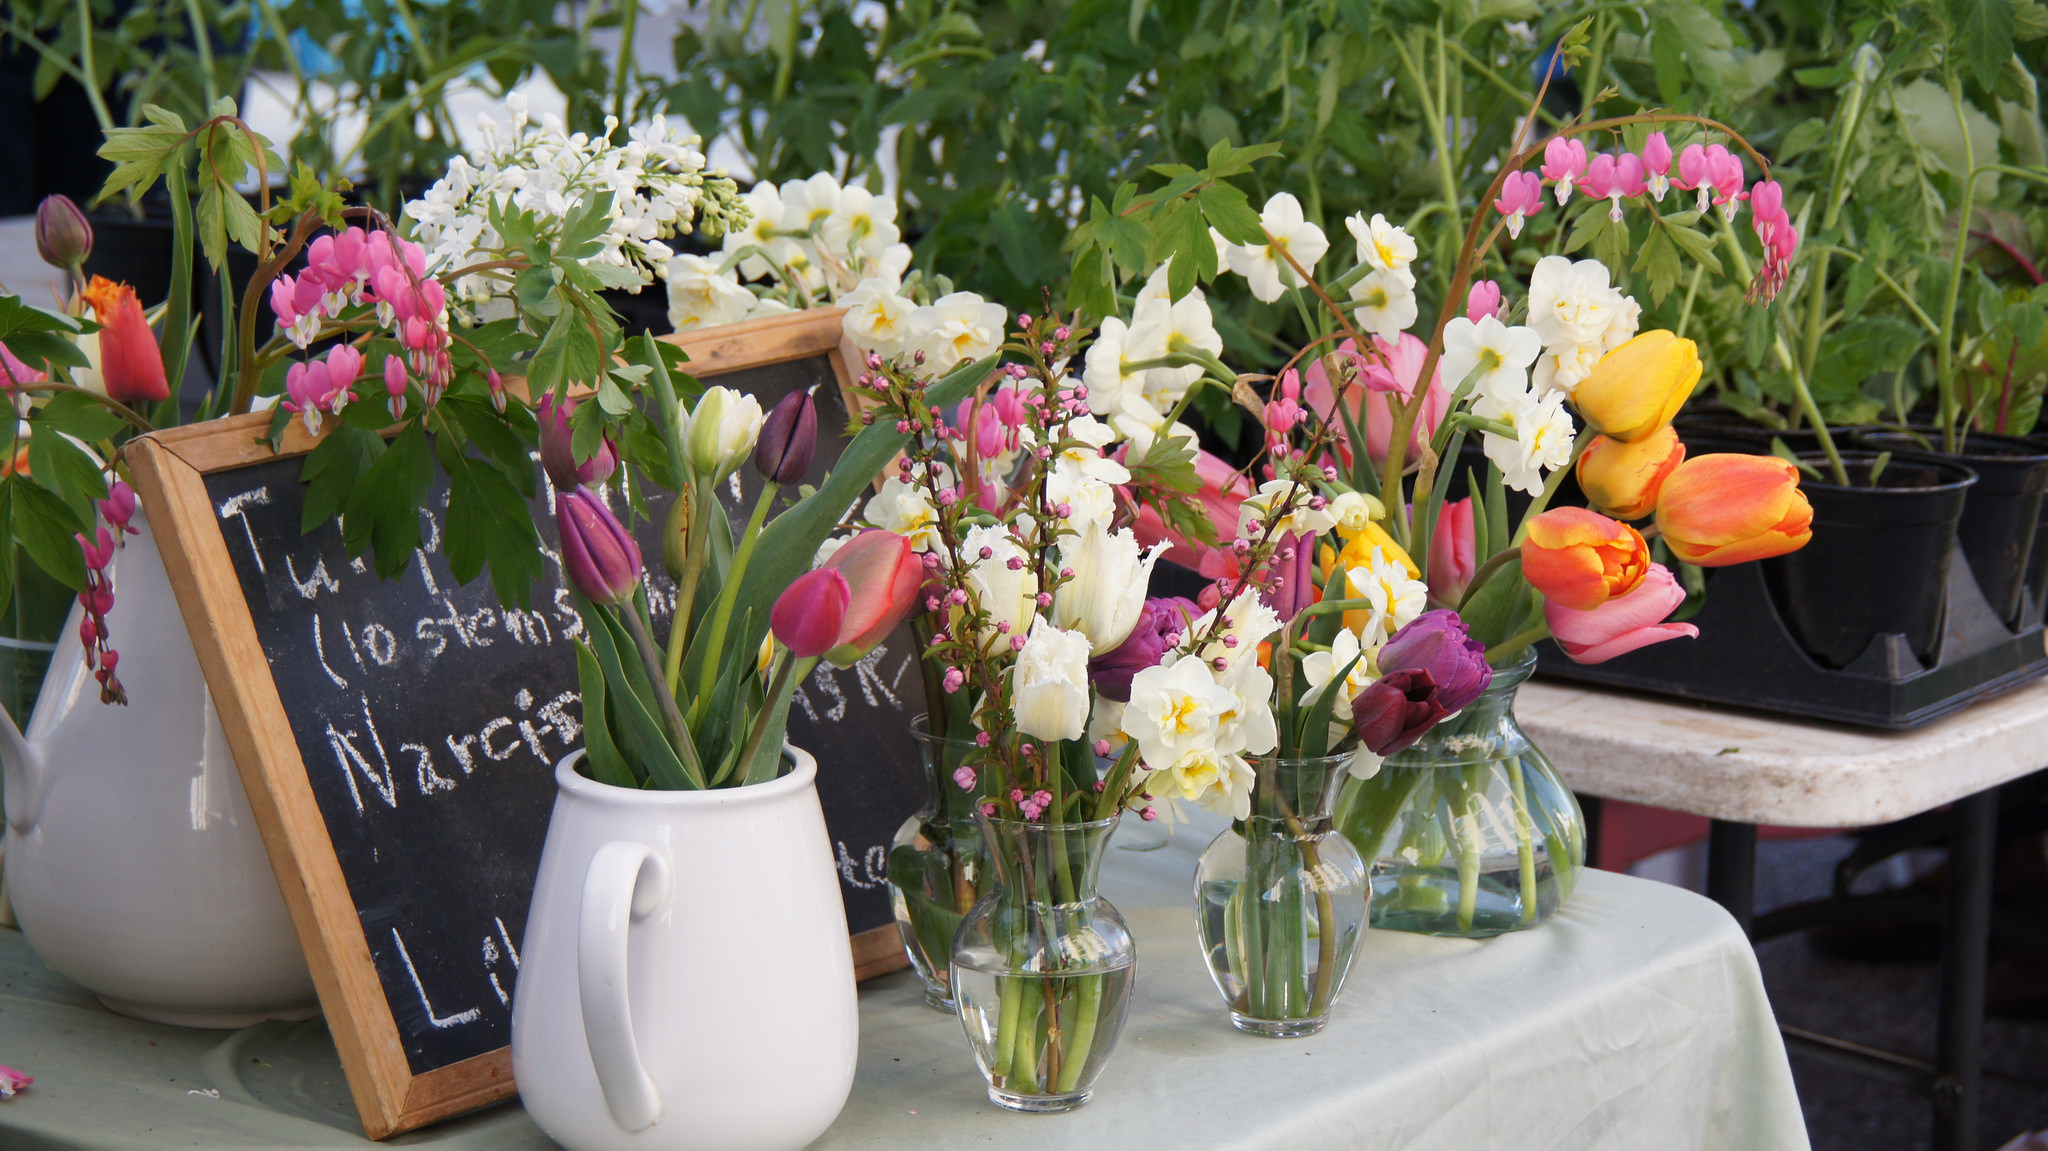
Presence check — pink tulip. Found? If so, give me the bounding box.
[1541,137,1588,204]
[1303,335,1449,467]
[772,567,851,658]
[1492,171,1545,239]
[818,528,923,662]
[0,342,47,388]
[1466,280,1504,322]
[1131,448,1251,580]
[1544,562,1699,664]
[1428,497,1477,608]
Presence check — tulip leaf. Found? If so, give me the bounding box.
[1458,553,1534,650]
[697,607,761,787]
[578,598,701,789]
[575,639,640,789]
[1299,651,1362,761]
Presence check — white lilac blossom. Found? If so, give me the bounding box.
[405,103,745,323]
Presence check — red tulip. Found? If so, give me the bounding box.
[818,529,922,664]
[772,568,851,658]
[1545,563,1699,664]
[1351,669,1450,757]
[79,277,168,403]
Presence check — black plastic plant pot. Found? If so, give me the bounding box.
[1671,410,1827,455]
[1761,453,1978,671]
[1855,429,2048,629]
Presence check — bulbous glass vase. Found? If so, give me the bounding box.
[886,717,991,1011]
[1335,651,1586,938]
[950,814,1134,1112]
[1194,752,1369,1037]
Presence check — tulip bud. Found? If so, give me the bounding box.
[557,487,642,605]
[661,487,693,580]
[753,388,818,486]
[537,394,618,488]
[817,528,923,666]
[36,195,91,274]
[1577,425,1686,520]
[1519,507,1651,612]
[1351,669,1450,756]
[78,277,168,404]
[1655,454,1814,566]
[772,568,851,658]
[1570,329,1701,443]
[1378,610,1492,714]
[681,385,764,482]
[1546,563,1699,664]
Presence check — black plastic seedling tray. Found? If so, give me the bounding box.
[1534,548,2048,730]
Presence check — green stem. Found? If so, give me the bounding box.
[1934,78,1979,455]
[69,0,116,132]
[1485,623,1549,665]
[691,480,779,706]
[160,161,196,399]
[1053,974,1103,1093]
[1507,755,1537,925]
[1453,764,1483,933]
[611,0,639,129]
[619,600,701,785]
[181,0,218,108]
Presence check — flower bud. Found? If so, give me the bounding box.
[753,388,817,485]
[681,385,764,482]
[78,277,168,404]
[1576,425,1685,520]
[537,393,618,488]
[661,487,693,580]
[771,568,851,658]
[557,487,642,605]
[36,195,91,273]
[1654,454,1813,566]
[817,529,922,666]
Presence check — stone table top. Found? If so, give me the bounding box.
[1518,675,2048,827]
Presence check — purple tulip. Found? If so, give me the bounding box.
[1351,670,1450,756]
[1089,596,1200,702]
[35,194,91,273]
[558,487,642,604]
[754,388,818,485]
[537,394,618,489]
[1378,609,1492,713]
[1261,531,1319,622]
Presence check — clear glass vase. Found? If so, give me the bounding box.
[1334,651,1586,938]
[887,717,992,1011]
[951,814,1135,1113]
[1195,752,1368,1037]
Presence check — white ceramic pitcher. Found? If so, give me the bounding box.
[513,747,858,1151]
[0,509,316,1027]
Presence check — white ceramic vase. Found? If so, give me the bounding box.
[0,509,316,1027]
[513,747,858,1151]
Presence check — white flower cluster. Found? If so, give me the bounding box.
[404,94,744,324]
[1082,263,1222,452]
[839,280,1009,376]
[1524,255,1641,394]
[1120,587,1281,821]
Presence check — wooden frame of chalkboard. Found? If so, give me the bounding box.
[125,308,917,1139]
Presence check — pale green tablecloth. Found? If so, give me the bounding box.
[0,816,1807,1150]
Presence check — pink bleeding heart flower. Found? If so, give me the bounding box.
[0,1064,31,1098]
[1707,145,1747,219]
[99,480,136,533]
[1493,170,1545,239]
[1545,562,1700,663]
[1641,132,1673,201]
[1465,280,1504,323]
[1540,137,1588,205]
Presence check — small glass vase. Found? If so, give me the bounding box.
[887,717,991,1011]
[1334,650,1585,938]
[1195,752,1369,1037]
[951,814,1135,1113]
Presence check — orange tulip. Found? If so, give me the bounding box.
[1655,454,1813,566]
[1577,426,1686,519]
[1519,507,1651,611]
[1571,329,1700,442]
[79,276,168,404]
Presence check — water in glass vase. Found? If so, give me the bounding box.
[950,960,1136,1112]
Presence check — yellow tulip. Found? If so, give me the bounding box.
[1321,522,1419,634]
[1570,330,1701,443]
[1576,426,1686,519]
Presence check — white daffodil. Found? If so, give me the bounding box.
[1046,464,1119,532]
[1526,255,1626,350]
[1177,586,1283,675]
[1440,314,1543,406]
[1126,288,1223,408]
[1083,315,1167,416]
[680,386,764,481]
[1122,656,1240,769]
[863,476,941,552]
[1346,212,1418,287]
[1088,696,1130,756]
[1482,389,1578,496]
[813,535,853,567]
[1112,396,1200,466]
[1348,269,1419,339]
[1238,478,1342,541]
[1053,415,1132,484]
[1327,490,1385,535]
[776,171,844,238]
[819,183,902,266]
[959,523,1039,640]
[1346,547,1430,648]
[664,254,756,332]
[839,277,919,358]
[1216,657,1279,758]
[1299,629,1379,723]
[1011,618,1094,743]
[913,292,1007,374]
[722,182,797,280]
[1217,193,1329,303]
[1054,527,1164,654]
[1532,340,1606,396]
[1601,292,1642,352]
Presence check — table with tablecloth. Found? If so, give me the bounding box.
[0,810,1806,1150]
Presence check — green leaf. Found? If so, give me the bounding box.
[579,599,700,789]
[1199,183,1266,246]
[1299,652,1362,760]
[8,477,85,590]
[299,426,384,533]
[341,423,433,576]
[574,639,640,788]
[1951,0,2017,90]
[437,437,544,607]
[32,392,126,443]
[1660,221,1724,277]
[443,394,537,496]
[27,430,107,524]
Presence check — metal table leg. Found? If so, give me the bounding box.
[1933,786,1998,1151]
[1706,819,1757,938]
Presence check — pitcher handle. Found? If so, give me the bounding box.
[578,840,671,1132]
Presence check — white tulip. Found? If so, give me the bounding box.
[680,386,764,481]
[960,523,1038,640]
[1011,618,1094,743]
[1054,527,1164,654]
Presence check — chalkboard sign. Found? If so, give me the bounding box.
[126,309,930,1139]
